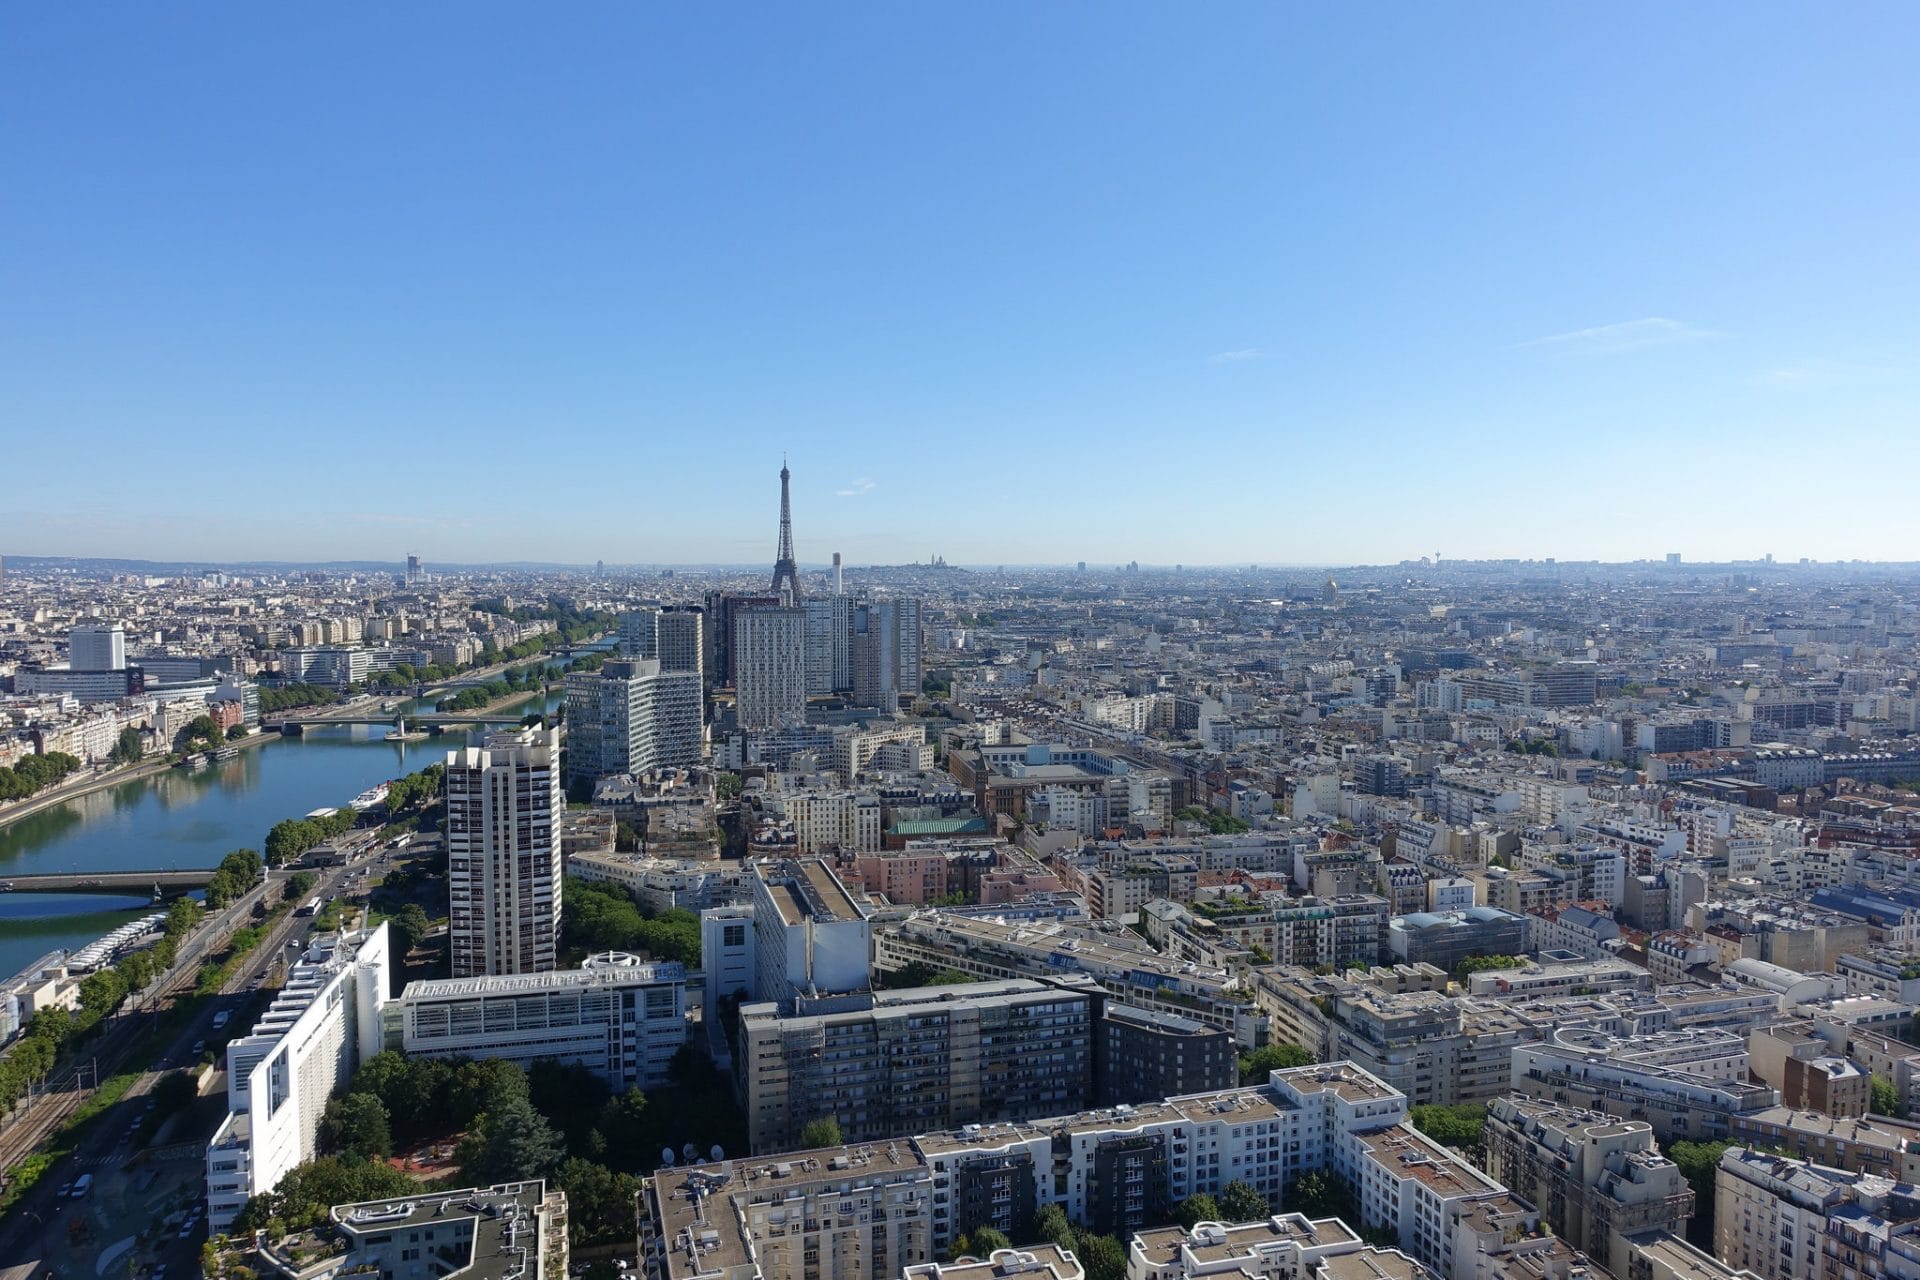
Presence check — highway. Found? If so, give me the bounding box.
[0,847,383,1275]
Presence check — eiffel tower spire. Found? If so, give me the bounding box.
[771,457,801,603]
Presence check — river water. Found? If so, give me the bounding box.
[0,687,564,977]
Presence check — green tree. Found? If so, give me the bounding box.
[320,1092,394,1160]
[286,870,316,899]
[458,1096,564,1184]
[388,902,433,956]
[1409,1103,1488,1153]
[559,1158,645,1248]
[1218,1179,1269,1222]
[967,1227,1013,1256]
[1175,1192,1222,1228]
[799,1116,843,1149]
[227,723,249,740]
[110,725,145,764]
[1666,1140,1730,1248]
[1238,1042,1315,1083]
[1075,1233,1128,1280]
[715,772,743,801]
[1287,1169,1354,1220]
[1872,1075,1903,1117]
[1033,1204,1077,1253]
[1453,953,1527,984]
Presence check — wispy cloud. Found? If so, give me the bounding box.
[1520,316,1719,353]
[836,477,877,498]
[1208,348,1270,364]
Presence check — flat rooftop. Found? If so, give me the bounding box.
[332,1180,555,1280]
[402,954,684,1001]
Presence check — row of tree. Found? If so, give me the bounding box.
[380,762,445,815]
[435,664,550,713]
[0,750,83,802]
[264,807,358,865]
[560,877,700,965]
[204,847,264,910]
[257,683,342,713]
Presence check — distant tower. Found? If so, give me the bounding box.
[832,551,844,596]
[771,459,802,604]
[1324,575,1339,604]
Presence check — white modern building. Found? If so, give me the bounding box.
[68,621,126,672]
[447,726,563,978]
[206,923,392,1233]
[700,859,870,1013]
[400,953,690,1091]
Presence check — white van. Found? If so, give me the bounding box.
[211,1010,231,1030]
[70,1173,93,1199]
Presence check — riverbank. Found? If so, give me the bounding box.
[0,730,278,836]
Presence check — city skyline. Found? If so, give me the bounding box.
[4,6,1917,565]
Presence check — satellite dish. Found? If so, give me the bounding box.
[710,1145,724,1162]
[661,1149,676,1167]
[683,1142,698,1161]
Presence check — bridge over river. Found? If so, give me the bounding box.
[0,870,218,896]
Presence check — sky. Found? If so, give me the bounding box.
[3,4,1916,568]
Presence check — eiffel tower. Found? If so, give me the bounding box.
[770,458,802,603]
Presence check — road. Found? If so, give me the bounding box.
[0,847,384,1278]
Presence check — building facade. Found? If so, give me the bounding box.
[447,726,564,978]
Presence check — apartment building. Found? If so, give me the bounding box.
[400,953,689,1092]
[737,977,1100,1153]
[1713,1147,1920,1280]
[1728,1108,1920,1183]
[1509,1030,1778,1141]
[206,924,392,1233]
[699,859,871,1014]
[1482,1097,1694,1278]
[447,726,564,978]
[873,910,1268,1048]
[1128,1214,1429,1280]
[321,1180,570,1280]
[563,658,704,786]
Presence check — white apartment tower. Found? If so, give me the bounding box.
[447,726,563,978]
[734,605,807,731]
[852,598,923,710]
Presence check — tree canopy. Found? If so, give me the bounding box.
[1238,1042,1314,1083]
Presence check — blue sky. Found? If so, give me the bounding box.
[3,4,1915,567]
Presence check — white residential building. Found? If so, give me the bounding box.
[206,924,392,1233]
[734,605,807,731]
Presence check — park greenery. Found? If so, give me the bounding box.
[436,664,550,713]
[252,1047,740,1249]
[560,876,700,966]
[0,750,82,802]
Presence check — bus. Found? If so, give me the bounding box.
[294,897,321,917]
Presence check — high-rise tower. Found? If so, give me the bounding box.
[771,459,802,604]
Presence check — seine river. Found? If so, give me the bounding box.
[0,688,564,978]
